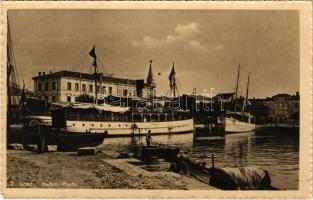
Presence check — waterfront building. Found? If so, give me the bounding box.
[32,64,156,103]
[262,92,300,124]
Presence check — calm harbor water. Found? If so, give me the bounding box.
[99,131,299,190]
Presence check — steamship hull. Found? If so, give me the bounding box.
[64,118,194,137]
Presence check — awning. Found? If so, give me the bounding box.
[51,102,130,113]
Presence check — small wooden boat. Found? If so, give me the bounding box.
[139,143,180,163]
[170,154,279,190]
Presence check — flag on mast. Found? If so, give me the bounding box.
[168,62,176,90]
[89,45,97,59]
[89,45,98,68]
[92,60,97,68]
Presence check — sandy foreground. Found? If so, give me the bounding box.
[7,149,209,189]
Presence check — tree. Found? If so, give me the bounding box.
[249,100,270,124]
[290,111,299,126]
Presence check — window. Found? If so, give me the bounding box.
[89,85,93,93]
[67,96,71,103]
[52,96,56,102]
[75,83,79,91]
[38,83,42,91]
[67,82,71,91]
[123,89,128,96]
[103,86,106,94]
[52,82,56,90]
[108,87,112,95]
[45,82,49,91]
[82,84,86,92]
[96,85,100,93]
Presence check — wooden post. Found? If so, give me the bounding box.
[211,154,215,168]
[37,125,45,154]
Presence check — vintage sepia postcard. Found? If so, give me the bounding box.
[0,1,312,199]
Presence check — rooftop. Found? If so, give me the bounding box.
[32,70,138,85]
[272,93,291,98]
[214,92,235,99]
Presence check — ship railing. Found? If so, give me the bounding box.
[66,114,130,122]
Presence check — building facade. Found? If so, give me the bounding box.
[33,69,155,103]
[262,92,300,124]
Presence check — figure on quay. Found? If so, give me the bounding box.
[146,130,152,147]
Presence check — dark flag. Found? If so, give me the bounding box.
[168,63,176,89]
[89,45,98,68]
[89,45,97,59]
[93,59,97,68]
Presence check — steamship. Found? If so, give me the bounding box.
[51,101,193,137]
[51,49,194,138]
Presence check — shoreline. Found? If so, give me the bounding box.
[6,149,215,190]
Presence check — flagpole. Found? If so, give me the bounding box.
[234,64,240,112]
[79,73,82,95]
[172,62,176,98]
[89,45,98,104]
[94,57,97,104]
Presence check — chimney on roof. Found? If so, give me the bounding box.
[296,91,299,96]
[43,72,45,76]
[50,71,52,74]
[38,72,41,76]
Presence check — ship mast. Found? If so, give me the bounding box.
[169,62,178,98]
[7,15,24,123]
[243,72,250,112]
[89,45,98,104]
[7,21,12,109]
[234,64,240,112]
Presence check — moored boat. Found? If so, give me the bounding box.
[224,111,256,134]
[224,65,255,134]
[51,102,194,137]
[50,57,194,138]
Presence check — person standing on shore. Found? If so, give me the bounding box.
[146,130,152,147]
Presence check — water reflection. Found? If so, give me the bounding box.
[224,134,254,167]
[100,131,299,190]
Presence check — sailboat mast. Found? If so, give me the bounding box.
[7,27,12,108]
[245,72,250,103]
[243,72,250,112]
[234,64,240,112]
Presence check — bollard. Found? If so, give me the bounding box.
[37,125,45,154]
[37,135,45,154]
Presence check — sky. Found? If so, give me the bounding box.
[8,9,299,98]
